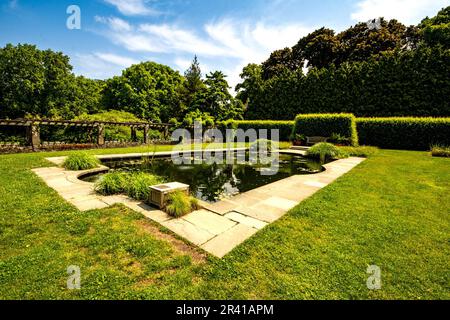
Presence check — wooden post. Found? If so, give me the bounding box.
[131,127,137,142]
[163,126,169,140]
[27,124,40,151]
[97,125,105,146]
[143,126,149,144]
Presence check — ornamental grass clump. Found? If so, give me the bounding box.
[95,171,128,195]
[165,191,200,218]
[124,172,163,201]
[95,171,163,201]
[431,145,450,158]
[63,152,100,171]
[306,143,347,163]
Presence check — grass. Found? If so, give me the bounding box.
[95,172,164,201]
[431,145,450,158]
[306,143,346,162]
[339,146,379,158]
[0,144,449,299]
[165,191,200,218]
[63,152,100,170]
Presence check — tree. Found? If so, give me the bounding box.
[235,64,263,105]
[292,28,339,70]
[0,44,75,119]
[180,56,207,112]
[261,48,301,80]
[419,6,450,48]
[195,71,244,121]
[336,19,408,64]
[101,62,184,122]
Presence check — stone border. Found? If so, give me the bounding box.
[33,150,365,258]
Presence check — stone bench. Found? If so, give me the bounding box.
[306,136,329,146]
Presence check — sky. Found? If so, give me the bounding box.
[1,0,449,89]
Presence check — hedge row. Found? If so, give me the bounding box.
[357,117,450,150]
[219,120,295,141]
[293,114,359,146]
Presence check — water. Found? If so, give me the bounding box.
[83,153,324,203]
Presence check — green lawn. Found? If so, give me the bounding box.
[0,146,448,299]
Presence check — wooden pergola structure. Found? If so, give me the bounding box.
[0,119,172,150]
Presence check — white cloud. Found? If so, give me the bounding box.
[94,16,314,87]
[351,0,449,25]
[95,16,132,32]
[94,53,138,67]
[73,53,139,79]
[104,0,158,16]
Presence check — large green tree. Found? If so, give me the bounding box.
[292,28,339,70]
[180,56,207,112]
[0,44,104,119]
[419,6,450,48]
[101,62,184,123]
[194,71,244,121]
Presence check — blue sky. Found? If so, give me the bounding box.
[1,0,448,88]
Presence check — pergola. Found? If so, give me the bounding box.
[0,119,172,150]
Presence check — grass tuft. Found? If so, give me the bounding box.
[95,171,163,201]
[63,152,100,171]
[431,145,450,158]
[165,191,200,218]
[306,143,347,163]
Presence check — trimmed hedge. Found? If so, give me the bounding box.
[293,114,359,146]
[219,120,295,141]
[357,117,450,150]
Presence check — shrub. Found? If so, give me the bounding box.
[338,146,379,157]
[225,120,295,142]
[63,152,100,170]
[306,143,347,163]
[73,110,147,142]
[357,117,450,150]
[165,191,199,218]
[431,145,450,158]
[293,114,359,146]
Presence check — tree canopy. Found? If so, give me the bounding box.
[236,6,450,119]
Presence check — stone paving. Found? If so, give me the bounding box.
[33,150,365,258]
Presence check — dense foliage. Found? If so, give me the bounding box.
[357,117,450,150]
[0,44,104,119]
[101,62,184,123]
[293,114,359,146]
[237,7,450,119]
[221,120,295,141]
[0,47,242,124]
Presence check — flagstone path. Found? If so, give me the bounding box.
[33,150,365,258]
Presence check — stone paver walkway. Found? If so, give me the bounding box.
[33,150,365,258]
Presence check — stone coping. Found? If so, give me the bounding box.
[33,149,365,258]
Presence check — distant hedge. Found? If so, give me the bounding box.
[244,47,450,120]
[293,114,359,146]
[357,117,450,150]
[219,120,295,141]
